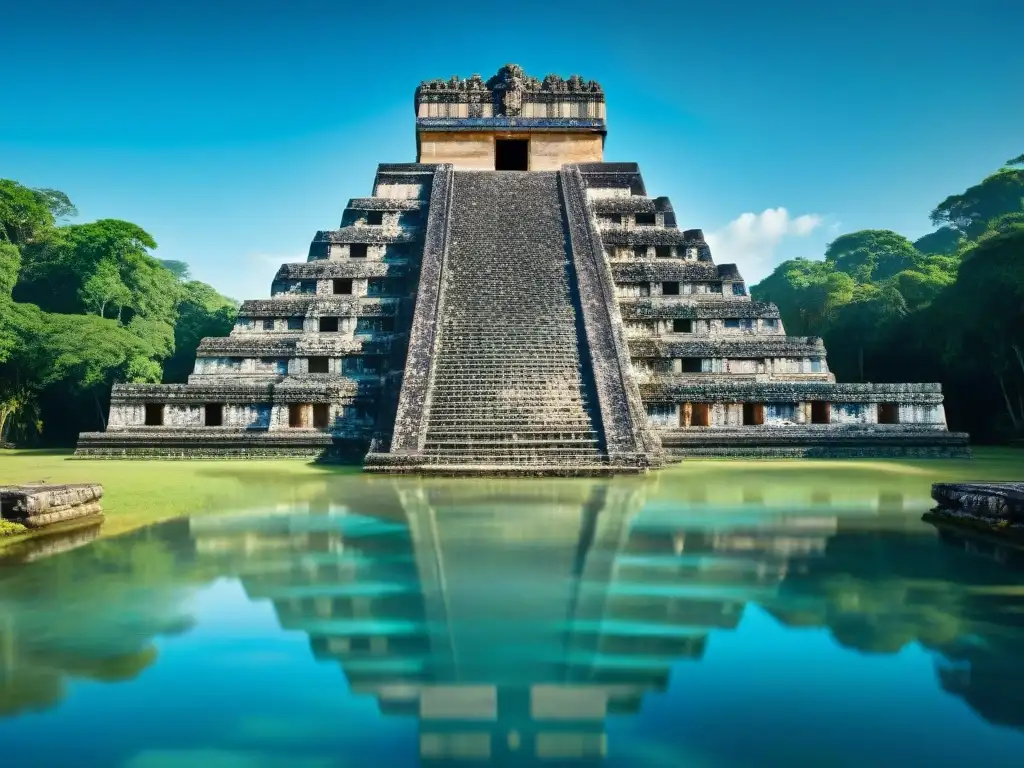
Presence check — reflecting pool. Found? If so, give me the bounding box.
[3,466,1024,766]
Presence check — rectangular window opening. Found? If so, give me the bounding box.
[144,403,163,426]
[204,403,223,427]
[495,138,529,171]
[350,244,368,258]
[333,278,353,295]
[288,404,306,428]
[312,403,330,429]
[680,357,702,373]
[811,401,831,424]
[743,403,765,426]
[319,317,339,333]
[365,211,383,226]
[635,212,656,226]
[878,403,900,424]
[633,246,647,259]
[308,357,329,374]
[724,319,741,329]
[655,246,672,258]
[673,319,693,333]
[662,281,680,296]
[733,283,747,296]
[287,316,304,331]
[262,318,275,331]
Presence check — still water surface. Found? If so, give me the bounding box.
[2,465,1024,767]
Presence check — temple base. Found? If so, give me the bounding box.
[658,425,971,459]
[74,430,367,461]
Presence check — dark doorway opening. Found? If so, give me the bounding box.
[144,403,163,426]
[811,401,831,424]
[289,404,307,428]
[878,403,900,424]
[495,139,529,171]
[312,403,330,429]
[205,404,223,427]
[743,403,765,426]
[688,402,710,427]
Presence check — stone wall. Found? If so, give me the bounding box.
[417,131,603,170]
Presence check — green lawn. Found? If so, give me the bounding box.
[0,451,362,546]
[2,447,1022,549]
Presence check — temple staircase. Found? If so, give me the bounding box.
[418,171,606,471]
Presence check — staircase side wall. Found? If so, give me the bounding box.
[389,164,455,452]
[560,165,662,461]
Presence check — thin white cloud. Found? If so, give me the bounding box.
[706,207,824,284]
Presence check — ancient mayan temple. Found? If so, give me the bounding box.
[76,64,969,470]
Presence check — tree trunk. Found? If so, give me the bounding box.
[997,374,1021,430]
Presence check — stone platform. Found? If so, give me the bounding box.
[1,484,104,528]
[932,482,1024,519]
[925,482,1024,542]
[660,425,971,458]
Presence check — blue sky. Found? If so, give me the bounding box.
[3,0,1022,300]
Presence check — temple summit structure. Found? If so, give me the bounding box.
[75,64,969,471]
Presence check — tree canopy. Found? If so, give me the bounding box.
[0,179,237,445]
[752,153,1024,442]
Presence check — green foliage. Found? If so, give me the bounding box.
[914,227,962,256]
[0,179,76,246]
[930,167,1024,239]
[825,230,921,282]
[753,152,1024,441]
[162,280,237,383]
[159,259,192,280]
[0,181,237,445]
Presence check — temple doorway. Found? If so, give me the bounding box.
[495,139,528,171]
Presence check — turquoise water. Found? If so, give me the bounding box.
[2,474,1024,767]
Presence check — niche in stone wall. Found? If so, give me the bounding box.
[811,401,831,424]
[312,404,330,429]
[878,403,900,424]
[692,402,710,427]
[205,404,223,427]
[144,403,163,426]
[289,404,310,428]
[743,403,765,426]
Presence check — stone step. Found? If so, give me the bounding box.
[419,171,603,466]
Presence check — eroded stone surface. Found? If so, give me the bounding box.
[75,64,968,468]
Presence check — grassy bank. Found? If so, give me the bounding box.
[1,448,1022,549]
[0,451,361,547]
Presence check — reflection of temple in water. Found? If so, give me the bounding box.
[189,477,842,762]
